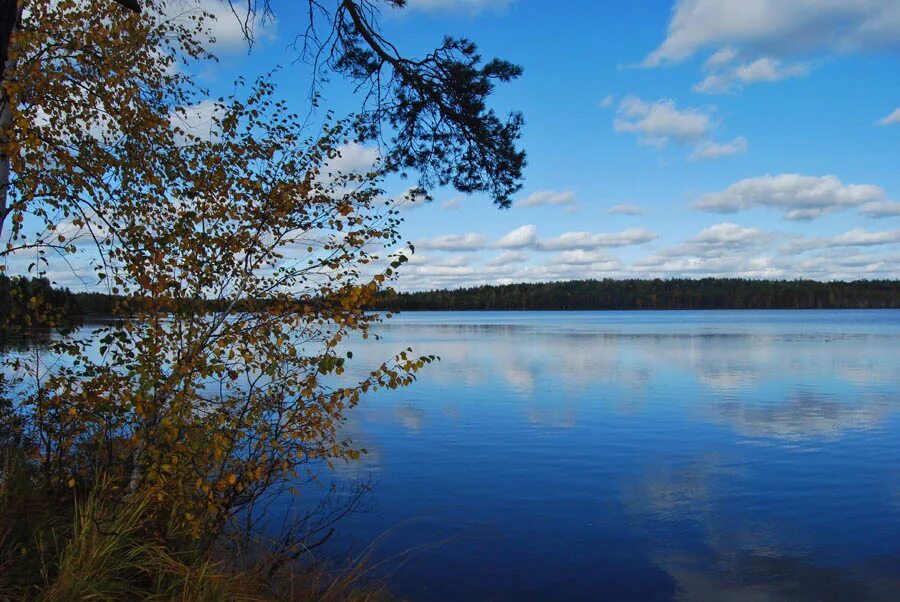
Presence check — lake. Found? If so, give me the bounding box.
[301,310,900,601]
[7,310,900,600]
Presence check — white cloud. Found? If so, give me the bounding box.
[859,200,900,218]
[537,228,657,251]
[694,174,891,220]
[614,96,744,160]
[434,254,472,267]
[628,224,782,280]
[790,250,900,280]
[607,203,644,216]
[878,108,900,126]
[552,250,618,266]
[734,57,808,83]
[645,0,900,67]
[390,228,900,290]
[614,96,713,147]
[639,223,773,266]
[416,233,487,251]
[599,94,615,108]
[694,58,808,94]
[644,0,900,90]
[496,225,538,249]
[394,187,429,211]
[705,47,738,68]
[404,252,432,265]
[323,142,380,177]
[170,99,224,144]
[164,0,276,53]
[416,224,657,259]
[440,197,463,210]
[831,228,900,246]
[486,250,528,266]
[401,264,477,281]
[689,136,748,160]
[687,222,771,252]
[786,228,900,253]
[633,254,783,278]
[391,217,900,290]
[516,190,576,208]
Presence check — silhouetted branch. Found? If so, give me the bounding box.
[229,0,526,207]
[112,0,142,12]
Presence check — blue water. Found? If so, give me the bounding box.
[304,311,900,601]
[9,310,899,599]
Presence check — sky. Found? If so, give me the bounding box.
[16,0,900,291]
[322,0,899,290]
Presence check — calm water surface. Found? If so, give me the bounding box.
[11,310,899,600]
[304,310,900,601]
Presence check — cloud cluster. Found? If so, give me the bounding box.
[614,96,712,147]
[417,233,487,251]
[418,225,658,254]
[646,0,900,65]
[644,0,900,91]
[632,222,776,277]
[536,228,657,251]
[694,57,808,94]
[496,225,538,248]
[516,190,576,208]
[324,142,380,177]
[396,217,900,291]
[486,250,528,266]
[784,228,900,253]
[614,96,746,160]
[607,204,645,216]
[679,223,771,255]
[553,250,620,267]
[694,174,897,220]
[858,201,900,218]
[689,136,748,160]
[164,0,276,53]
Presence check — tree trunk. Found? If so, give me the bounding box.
[0,1,20,245]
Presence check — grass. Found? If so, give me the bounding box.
[0,468,395,601]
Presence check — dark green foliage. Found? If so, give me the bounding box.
[373,278,900,311]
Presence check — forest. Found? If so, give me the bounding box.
[373,278,900,311]
[6,274,900,329]
[0,275,117,327]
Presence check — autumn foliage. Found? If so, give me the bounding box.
[1,1,433,597]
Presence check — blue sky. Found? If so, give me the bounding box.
[318,0,899,290]
[18,0,900,291]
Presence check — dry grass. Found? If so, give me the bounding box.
[0,470,397,602]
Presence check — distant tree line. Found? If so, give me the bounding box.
[6,276,900,326]
[372,278,900,311]
[0,274,116,327]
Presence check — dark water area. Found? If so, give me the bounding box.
[298,310,900,601]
